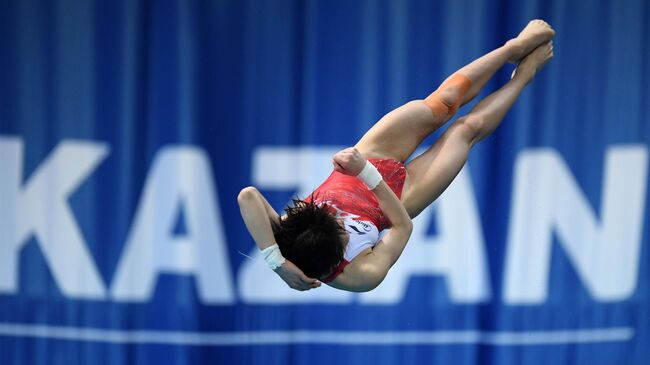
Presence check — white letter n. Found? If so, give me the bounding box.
[504,146,648,304]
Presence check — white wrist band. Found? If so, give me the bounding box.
[261,244,286,270]
[357,160,383,190]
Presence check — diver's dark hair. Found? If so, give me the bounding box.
[272,196,346,279]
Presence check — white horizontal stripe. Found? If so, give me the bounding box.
[0,323,634,346]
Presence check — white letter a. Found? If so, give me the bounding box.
[111,147,234,304]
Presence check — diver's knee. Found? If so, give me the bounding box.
[453,115,484,145]
[423,73,473,119]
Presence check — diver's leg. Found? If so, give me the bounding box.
[401,43,554,217]
[355,20,554,162]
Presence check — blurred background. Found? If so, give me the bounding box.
[0,0,649,364]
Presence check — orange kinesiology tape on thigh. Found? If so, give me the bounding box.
[424,73,472,117]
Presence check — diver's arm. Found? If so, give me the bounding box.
[326,181,412,292]
[237,186,278,251]
[330,148,413,291]
[237,186,321,290]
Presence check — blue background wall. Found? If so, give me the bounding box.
[0,0,649,364]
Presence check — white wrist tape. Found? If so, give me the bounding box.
[261,244,286,270]
[357,160,383,190]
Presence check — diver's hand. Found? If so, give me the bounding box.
[275,260,321,291]
[333,147,366,176]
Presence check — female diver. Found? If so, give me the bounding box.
[238,20,555,292]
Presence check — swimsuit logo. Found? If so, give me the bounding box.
[347,225,366,235]
[358,221,372,232]
[348,220,372,234]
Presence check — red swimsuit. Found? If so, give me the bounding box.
[306,158,407,282]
